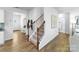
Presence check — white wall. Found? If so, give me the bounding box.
[65,13,70,34]
[29,7,43,21]
[0,9,4,23]
[0,9,5,45]
[4,11,13,40]
[70,13,79,35]
[39,7,59,50]
[0,32,4,45]
[70,12,79,51]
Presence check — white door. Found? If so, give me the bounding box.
[13,14,21,30]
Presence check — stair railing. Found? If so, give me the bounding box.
[37,21,45,49]
[28,15,45,50]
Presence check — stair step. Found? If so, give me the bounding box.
[38,34,43,39]
[39,26,44,29]
[38,28,44,31]
[37,31,44,34]
[37,33,43,35]
[32,35,37,40]
[30,39,37,46]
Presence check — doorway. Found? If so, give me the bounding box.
[13,14,21,31]
[58,14,65,33]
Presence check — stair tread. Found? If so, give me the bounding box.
[30,39,37,46]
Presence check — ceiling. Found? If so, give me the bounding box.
[15,7,34,11]
[15,7,79,13]
[55,7,79,13]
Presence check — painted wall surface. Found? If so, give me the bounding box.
[70,13,79,35]
[39,7,59,50]
[4,11,13,40]
[65,13,70,34]
[0,32,4,45]
[29,7,43,21]
[0,9,4,23]
[70,13,79,51]
[0,9,4,45]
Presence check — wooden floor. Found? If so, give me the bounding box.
[0,31,70,52]
[0,31,38,52]
[40,33,70,52]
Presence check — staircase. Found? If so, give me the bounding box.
[29,15,45,50]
